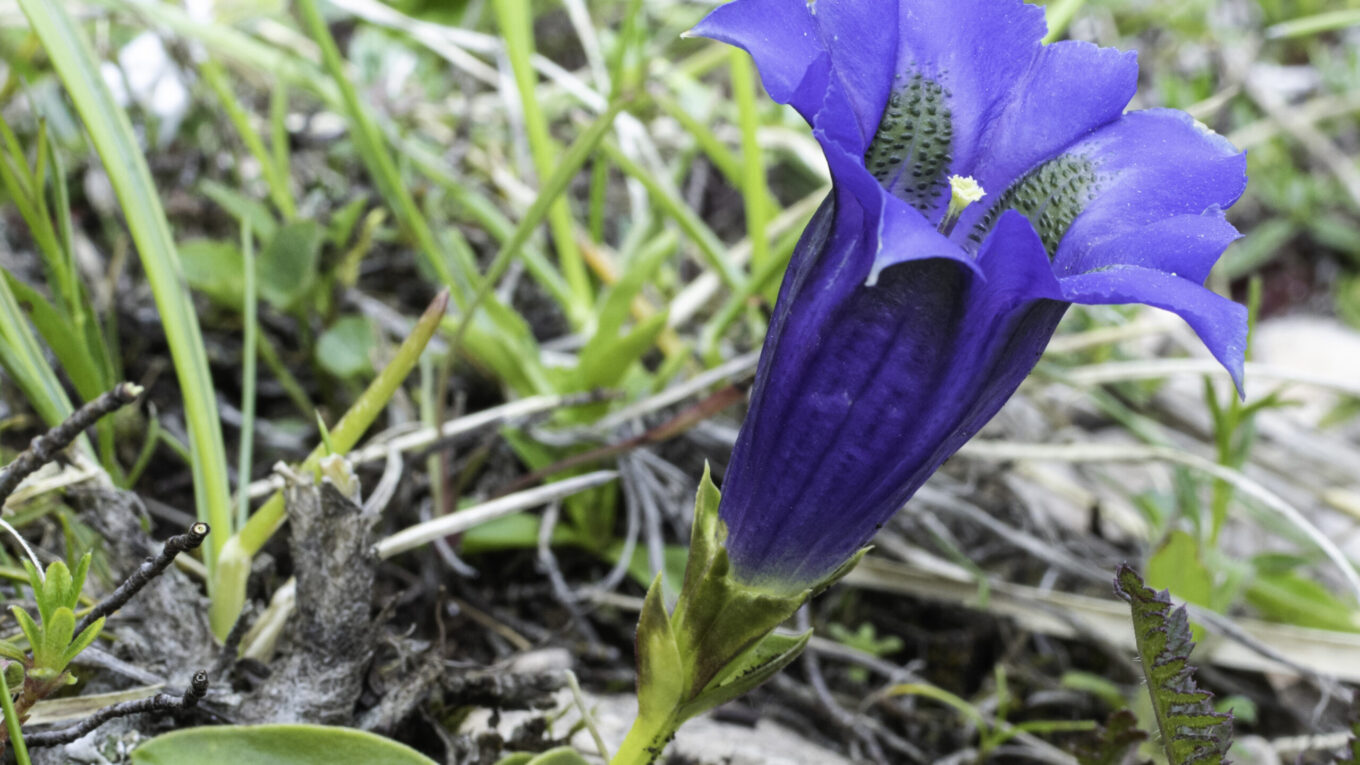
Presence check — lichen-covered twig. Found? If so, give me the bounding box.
[75,523,209,636]
[0,383,142,505]
[24,671,208,748]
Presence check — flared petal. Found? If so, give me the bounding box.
[967,41,1138,201]
[1052,109,1247,274]
[1059,266,1248,392]
[894,0,1046,181]
[806,0,901,153]
[688,0,825,118]
[1075,210,1242,285]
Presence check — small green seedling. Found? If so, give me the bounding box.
[6,554,104,689]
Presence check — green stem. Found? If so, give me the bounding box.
[610,711,678,765]
[0,666,31,765]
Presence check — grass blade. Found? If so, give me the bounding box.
[16,0,233,572]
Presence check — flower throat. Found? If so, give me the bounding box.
[866,73,1101,258]
[864,73,953,212]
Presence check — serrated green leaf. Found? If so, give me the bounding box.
[130,724,437,765]
[1114,565,1232,765]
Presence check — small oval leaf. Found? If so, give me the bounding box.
[130,724,437,765]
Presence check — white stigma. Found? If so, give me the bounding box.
[939,175,986,236]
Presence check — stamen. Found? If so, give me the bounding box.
[938,175,985,236]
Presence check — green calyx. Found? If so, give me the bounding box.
[615,466,867,765]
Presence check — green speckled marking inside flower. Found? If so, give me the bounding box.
[969,155,1100,257]
[864,74,953,212]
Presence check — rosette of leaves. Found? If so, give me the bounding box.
[2,554,105,708]
[1114,565,1232,765]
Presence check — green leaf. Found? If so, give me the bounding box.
[315,316,377,380]
[3,660,24,689]
[635,574,684,725]
[179,238,246,307]
[680,629,810,721]
[1245,569,1360,632]
[38,606,75,670]
[40,560,72,623]
[70,553,91,606]
[577,311,669,391]
[10,606,41,652]
[523,748,592,765]
[130,725,437,765]
[201,179,278,242]
[460,514,582,554]
[0,640,26,662]
[1,271,108,402]
[258,221,323,311]
[61,617,103,669]
[1114,565,1232,765]
[679,465,722,604]
[1147,531,1213,610]
[1147,531,1215,640]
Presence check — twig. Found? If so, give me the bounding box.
[25,671,208,748]
[76,523,210,635]
[957,440,1360,600]
[795,608,889,765]
[0,383,142,505]
[536,501,601,644]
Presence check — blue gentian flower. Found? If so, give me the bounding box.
[693,0,1248,593]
